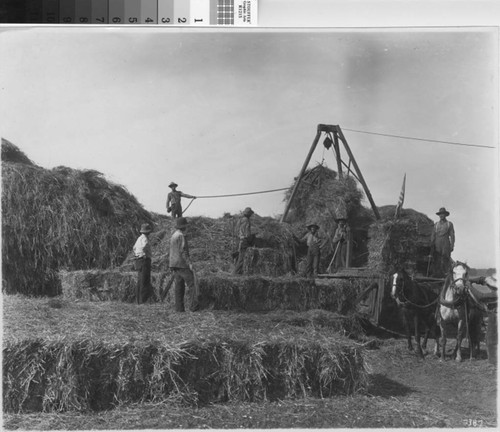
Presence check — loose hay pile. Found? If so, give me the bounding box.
[3,297,369,413]
[1,141,153,296]
[121,214,297,276]
[367,205,433,276]
[283,164,373,271]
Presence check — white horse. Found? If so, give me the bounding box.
[436,261,470,362]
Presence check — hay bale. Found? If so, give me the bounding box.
[242,247,293,276]
[58,270,371,314]
[3,336,368,413]
[1,142,152,296]
[60,270,171,302]
[367,205,433,276]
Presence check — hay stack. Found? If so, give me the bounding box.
[3,335,367,413]
[367,205,433,276]
[1,141,152,296]
[283,164,371,271]
[121,214,296,276]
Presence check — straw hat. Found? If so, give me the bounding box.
[436,207,450,216]
[306,221,319,230]
[175,217,189,229]
[169,182,178,188]
[140,223,152,234]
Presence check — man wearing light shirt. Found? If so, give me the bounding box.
[169,217,200,312]
[133,223,153,304]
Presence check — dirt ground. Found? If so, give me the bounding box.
[3,336,497,429]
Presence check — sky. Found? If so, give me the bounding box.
[0,25,499,268]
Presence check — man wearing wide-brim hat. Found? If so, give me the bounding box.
[169,217,200,312]
[430,207,455,277]
[300,221,325,278]
[233,207,256,275]
[166,182,196,218]
[133,223,154,304]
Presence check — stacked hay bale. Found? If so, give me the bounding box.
[3,296,370,412]
[367,205,434,277]
[1,139,152,296]
[283,164,372,273]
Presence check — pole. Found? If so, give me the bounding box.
[336,126,381,220]
[281,125,322,223]
[332,132,343,179]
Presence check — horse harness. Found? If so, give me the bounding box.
[392,275,439,310]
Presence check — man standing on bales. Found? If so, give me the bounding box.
[167,182,197,218]
[233,207,255,275]
[169,217,200,312]
[430,207,455,277]
[133,223,153,304]
[301,221,325,278]
[331,217,351,272]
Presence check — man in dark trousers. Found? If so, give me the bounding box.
[133,223,153,304]
[233,207,255,275]
[166,182,196,218]
[430,207,455,277]
[169,217,200,312]
[301,221,324,278]
[331,217,351,272]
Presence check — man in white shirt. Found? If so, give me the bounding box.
[169,217,199,312]
[133,223,153,304]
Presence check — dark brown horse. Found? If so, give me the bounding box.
[391,269,440,359]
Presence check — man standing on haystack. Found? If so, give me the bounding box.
[166,182,196,218]
[133,223,154,304]
[331,217,351,272]
[301,221,324,278]
[233,207,255,275]
[430,207,455,277]
[169,217,200,312]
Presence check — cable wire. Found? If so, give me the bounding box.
[196,187,289,199]
[343,128,495,149]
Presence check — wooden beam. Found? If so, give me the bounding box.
[332,132,343,179]
[280,125,322,223]
[336,126,381,220]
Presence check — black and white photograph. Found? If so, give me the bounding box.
[1,5,499,429]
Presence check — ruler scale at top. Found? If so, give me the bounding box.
[3,0,257,25]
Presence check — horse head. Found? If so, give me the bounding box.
[391,268,410,304]
[451,261,470,295]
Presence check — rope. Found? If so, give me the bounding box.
[342,128,495,149]
[195,187,289,199]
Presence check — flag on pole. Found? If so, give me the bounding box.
[394,173,406,219]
